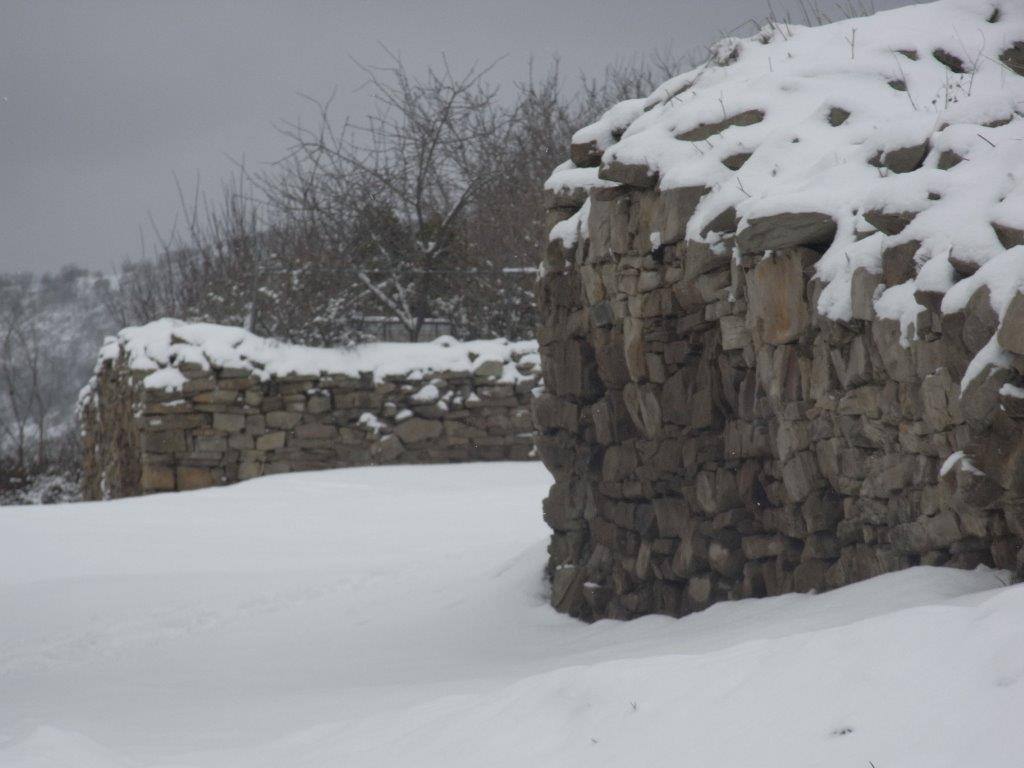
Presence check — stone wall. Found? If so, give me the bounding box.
[535,4,1024,619]
[537,193,1024,620]
[80,321,539,500]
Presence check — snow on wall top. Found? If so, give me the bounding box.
[547,0,1024,365]
[90,318,539,392]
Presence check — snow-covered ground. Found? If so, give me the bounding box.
[1,462,1021,767]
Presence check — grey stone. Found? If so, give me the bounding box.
[863,209,917,236]
[720,315,752,351]
[266,411,302,430]
[623,382,662,439]
[994,222,1024,250]
[212,412,246,433]
[657,186,706,245]
[737,212,836,254]
[393,417,445,444]
[963,285,998,354]
[707,541,744,578]
[850,267,882,321]
[570,139,602,168]
[882,240,919,286]
[474,359,505,379]
[998,41,1024,76]
[671,518,708,577]
[781,451,819,502]
[871,141,929,174]
[997,291,1024,356]
[599,159,658,188]
[676,109,764,141]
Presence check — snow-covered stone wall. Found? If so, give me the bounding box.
[80,320,540,499]
[536,0,1024,620]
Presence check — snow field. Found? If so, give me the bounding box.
[1,462,1022,766]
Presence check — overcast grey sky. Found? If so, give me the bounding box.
[1,0,919,274]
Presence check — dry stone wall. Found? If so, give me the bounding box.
[81,321,539,500]
[538,195,1024,621]
[536,2,1024,621]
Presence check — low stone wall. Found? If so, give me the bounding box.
[535,5,1024,620]
[80,321,540,500]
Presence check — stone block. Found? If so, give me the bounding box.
[176,466,215,491]
[623,382,662,439]
[193,435,227,453]
[707,540,744,578]
[238,461,263,481]
[737,212,836,254]
[746,249,809,344]
[657,186,706,245]
[212,412,246,433]
[850,267,882,320]
[141,430,186,454]
[393,417,444,444]
[307,393,332,414]
[266,411,302,430]
[671,518,708,577]
[599,158,658,188]
[881,240,919,286]
[141,464,176,492]
[193,389,239,405]
[781,451,819,502]
[997,291,1024,356]
[720,315,751,350]
[255,431,287,451]
[294,422,338,440]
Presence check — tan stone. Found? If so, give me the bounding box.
[255,431,287,451]
[238,461,263,481]
[176,466,215,491]
[746,250,809,345]
[141,464,176,492]
[192,389,239,405]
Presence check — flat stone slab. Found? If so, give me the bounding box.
[737,212,837,254]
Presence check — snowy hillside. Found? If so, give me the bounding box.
[2,462,1022,767]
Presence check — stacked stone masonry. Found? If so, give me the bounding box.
[537,154,1024,621]
[81,327,540,500]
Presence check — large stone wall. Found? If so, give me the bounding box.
[535,4,1024,620]
[538,196,1024,621]
[81,321,539,500]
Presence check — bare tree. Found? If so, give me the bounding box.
[275,52,516,340]
[101,53,698,348]
[0,314,32,472]
[0,277,71,472]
